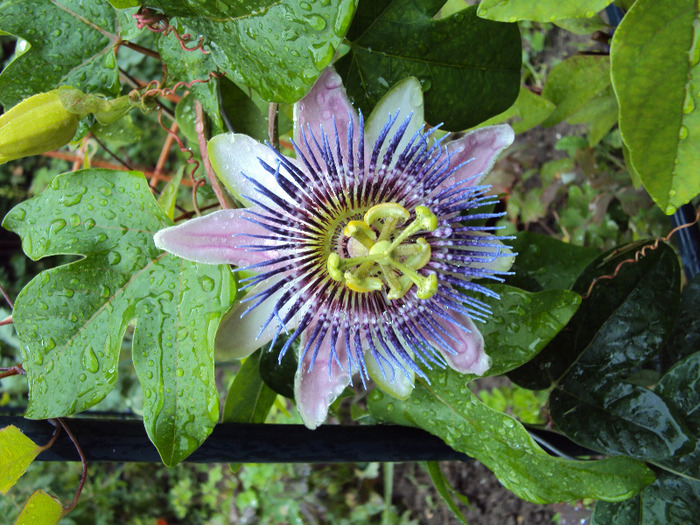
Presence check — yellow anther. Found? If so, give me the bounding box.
[364,203,410,226]
[414,206,438,232]
[343,220,376,249]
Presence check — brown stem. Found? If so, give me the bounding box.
[56,418,87,513]
[38,422,62,453]
[91,134,134,170]
[115,40,162,61]
[0,281,14,309]
[195,99,231,209]
[0,363,25,380]
[151,121,179,188]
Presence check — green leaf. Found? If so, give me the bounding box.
[0,0,120,109]
[0,425,42,495]
[177,0,357,103]
[665,273,700,364]
[426,461,469,525]
[592,472,700,525]
[223,350,277,424]
[477,0,615,22]
[3,170,233,466]
[656,351,700,478]
[259,335,298,399]
[14,490,64,525]
[157,30,223,134]
[335,2,521,130]
[369,375,655,504]
[219,77,269,142]
[611,0,700,214]
[145,0,276,18]
[550,381,693,461]
[479,284,581,377]
[156,167,184,220]
[541,55,611,127]
[509,241,680,390]
[505,231,600,292]
[474,85,556,134]
[553,15,609,35]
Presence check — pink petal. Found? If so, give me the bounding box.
[428,310,490,375]
[434,124,514,194]
[293,67,359,163]
[153,208,278,266]
[215,274,303,360]
[294,322,352,429]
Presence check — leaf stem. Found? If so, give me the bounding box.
[268,103,279,151]
[115,40,162,61]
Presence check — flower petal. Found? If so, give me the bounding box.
[294,325,351,429]
[154,208,278,266]
[209,133,294,208]
[435,124,515,194]
[293,67,359,162]
[429,309,490,375]
[365,77,424,157]
[365,335,415,400]
[214,274,302,360]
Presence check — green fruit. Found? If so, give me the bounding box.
[0,90,80,164]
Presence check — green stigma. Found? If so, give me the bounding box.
[326,203,439,300]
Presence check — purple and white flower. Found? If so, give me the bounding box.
[154,68,515,429]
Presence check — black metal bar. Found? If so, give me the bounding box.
[2,415,594,463]
[2,416,469,463]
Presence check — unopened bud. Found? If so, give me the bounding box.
[0,90,80,164]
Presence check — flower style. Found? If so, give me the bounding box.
[154,68,515,429]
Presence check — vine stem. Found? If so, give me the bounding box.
[268,102,280,151]
[0,281,14,309]
[114,40,162,61]
[40,151,189,185]
[195,99,230,209]
[55,418,87,514]
[150,120,179,188]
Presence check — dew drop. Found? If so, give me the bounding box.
[304,13,327,31]
[33,349,44,365]
[679,125,689,139]
[83,347,99,373]
[200,276,215,292]
[49,219,66,235]
[108,251,122,265]
[175,368,184,377]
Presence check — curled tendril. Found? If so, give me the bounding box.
[133,7,209,54]
[583,209,700,299]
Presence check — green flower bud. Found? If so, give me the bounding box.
[0,90,80,164]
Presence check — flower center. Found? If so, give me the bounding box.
[326,203,439,300]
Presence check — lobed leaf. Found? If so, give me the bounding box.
[3,170,234,466]
[335,1,521,130]
[0,0,120,108]
[176,0,357,104]
[0,425,43,495]
[611,0,700,214]
[477,0,615,23]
